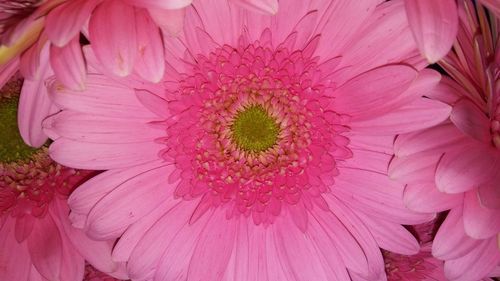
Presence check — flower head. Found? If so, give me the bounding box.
[390,1,500,280]
[0,77,126,281]
[46,0,452,280]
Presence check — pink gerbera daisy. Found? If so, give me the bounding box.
[45,0,451,280]
[0,78,126,280]
[389,1,500,280]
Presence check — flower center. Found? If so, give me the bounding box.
[0,79,38,163]
[230,104,280,153]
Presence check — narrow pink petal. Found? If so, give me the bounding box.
[444,237,500,281]
[432,207,482,260]
[27,213,63,280]
[133,9,165,82]
[354,211,420,255]
[86,164,174,240]
[0,218,31,281]
[478,175,500,209]
[332,65,417,120]
[450,98,492,143]
[49,36,87,90]
[14,215,35,243]
[45,0,101,47]
[394,123,468,157]
[18,44,58,148]
[404,0,458,63]
[128,0,192,9]
[231,0,278,14]
[272,214,351,281]
[388,151,440,184]
[19,36,45,80]
[148,8,185,36]
[340,148,391,175]
[58,234,85,281]
[89,0,137,77]
[49,137,163,170]
[404,182,463,213]
[479,0,500,18]
[436,144,498,194]
[463,191,500,239]
[0,57,19,89]
[347,133,395,155]
[351,98,451,135]
[264,228,296,281]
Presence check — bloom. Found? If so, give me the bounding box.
[389,1,500,280]
[0,78,126,280]
[46,0,451,280]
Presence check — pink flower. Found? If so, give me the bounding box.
[0,79,126,281]
[389,2,500,280]
[84,263,126,281]
[404,0,458,63]
[45,1,451,280]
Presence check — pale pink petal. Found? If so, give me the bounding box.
[339,148,391,175]
[135,89,170,118]
[89,0,137,77]
[331,65,417,120]
[85,164,174,240]
[404,0,458,63]
[450,98,492,143]
[19,36,45,80]
[18,44,58,148]
[45,0,102,47]
[354,210,420,255]
[444,237,500,281]
[0,218,31,281]
[388,152,440,185]
[436,144,498,194]
[128,0,192,9]
[432,207,482,260]
[27,214,63,280]
[148,8,185,36]
[49,36,87,90]
[347,133,396,155]
[404,182,463,213]
[49,138,163,170]
[272,214,351,281]
[463,190,500,239]
[133,9,165,83]
[231,0,278,14]
[394,123,468,157]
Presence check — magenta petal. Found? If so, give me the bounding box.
[128,0,192,9]
[231,0,278,14]
[0,218,31,281]
[332,65,417,120]
[463,191,500,239]
[27,213,63,280]
[45,0,101,47]
[18,44,58,148]
[435,144,497,194]
[478,177,500,209]
[450,98,491,143]
[50,36,87,90]
[404,0,458,63]
[133,9,165,83]
[89,0,137,77]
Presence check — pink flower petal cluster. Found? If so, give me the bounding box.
[42,0,455,280]
[390,1,500,280]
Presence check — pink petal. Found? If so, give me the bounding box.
[340,148,392,175]
[45,0,102,47]
[444,237,500,281]
[58,234,85,281]
[353,210,420,255]
[388,151,440,184]
[404,0,458,63]
[18,44,58,148]
[331,64,417,120]
[89,0,137,77]
[435,144,498,194]
[49,36,87,90]
[230,0,278,14]
[463,191,500,239]
[478,176,500,209]
[450,98,492,143]
[27,213,63,280]
[148,8,185,36]
[432,207,482,260]
[128,0,192,9]
[479,0,500,18]
[85,164,174,240]
[0,57,19,89]
[0,218,31,281]
[133,8,165,82]
[404,182,463,213]
[18,35,45,80]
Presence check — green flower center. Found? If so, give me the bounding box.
[230,104,280,153]
[0,82,38,163]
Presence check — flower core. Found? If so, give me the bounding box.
[230,104,280,153]
[164,33,352,225]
